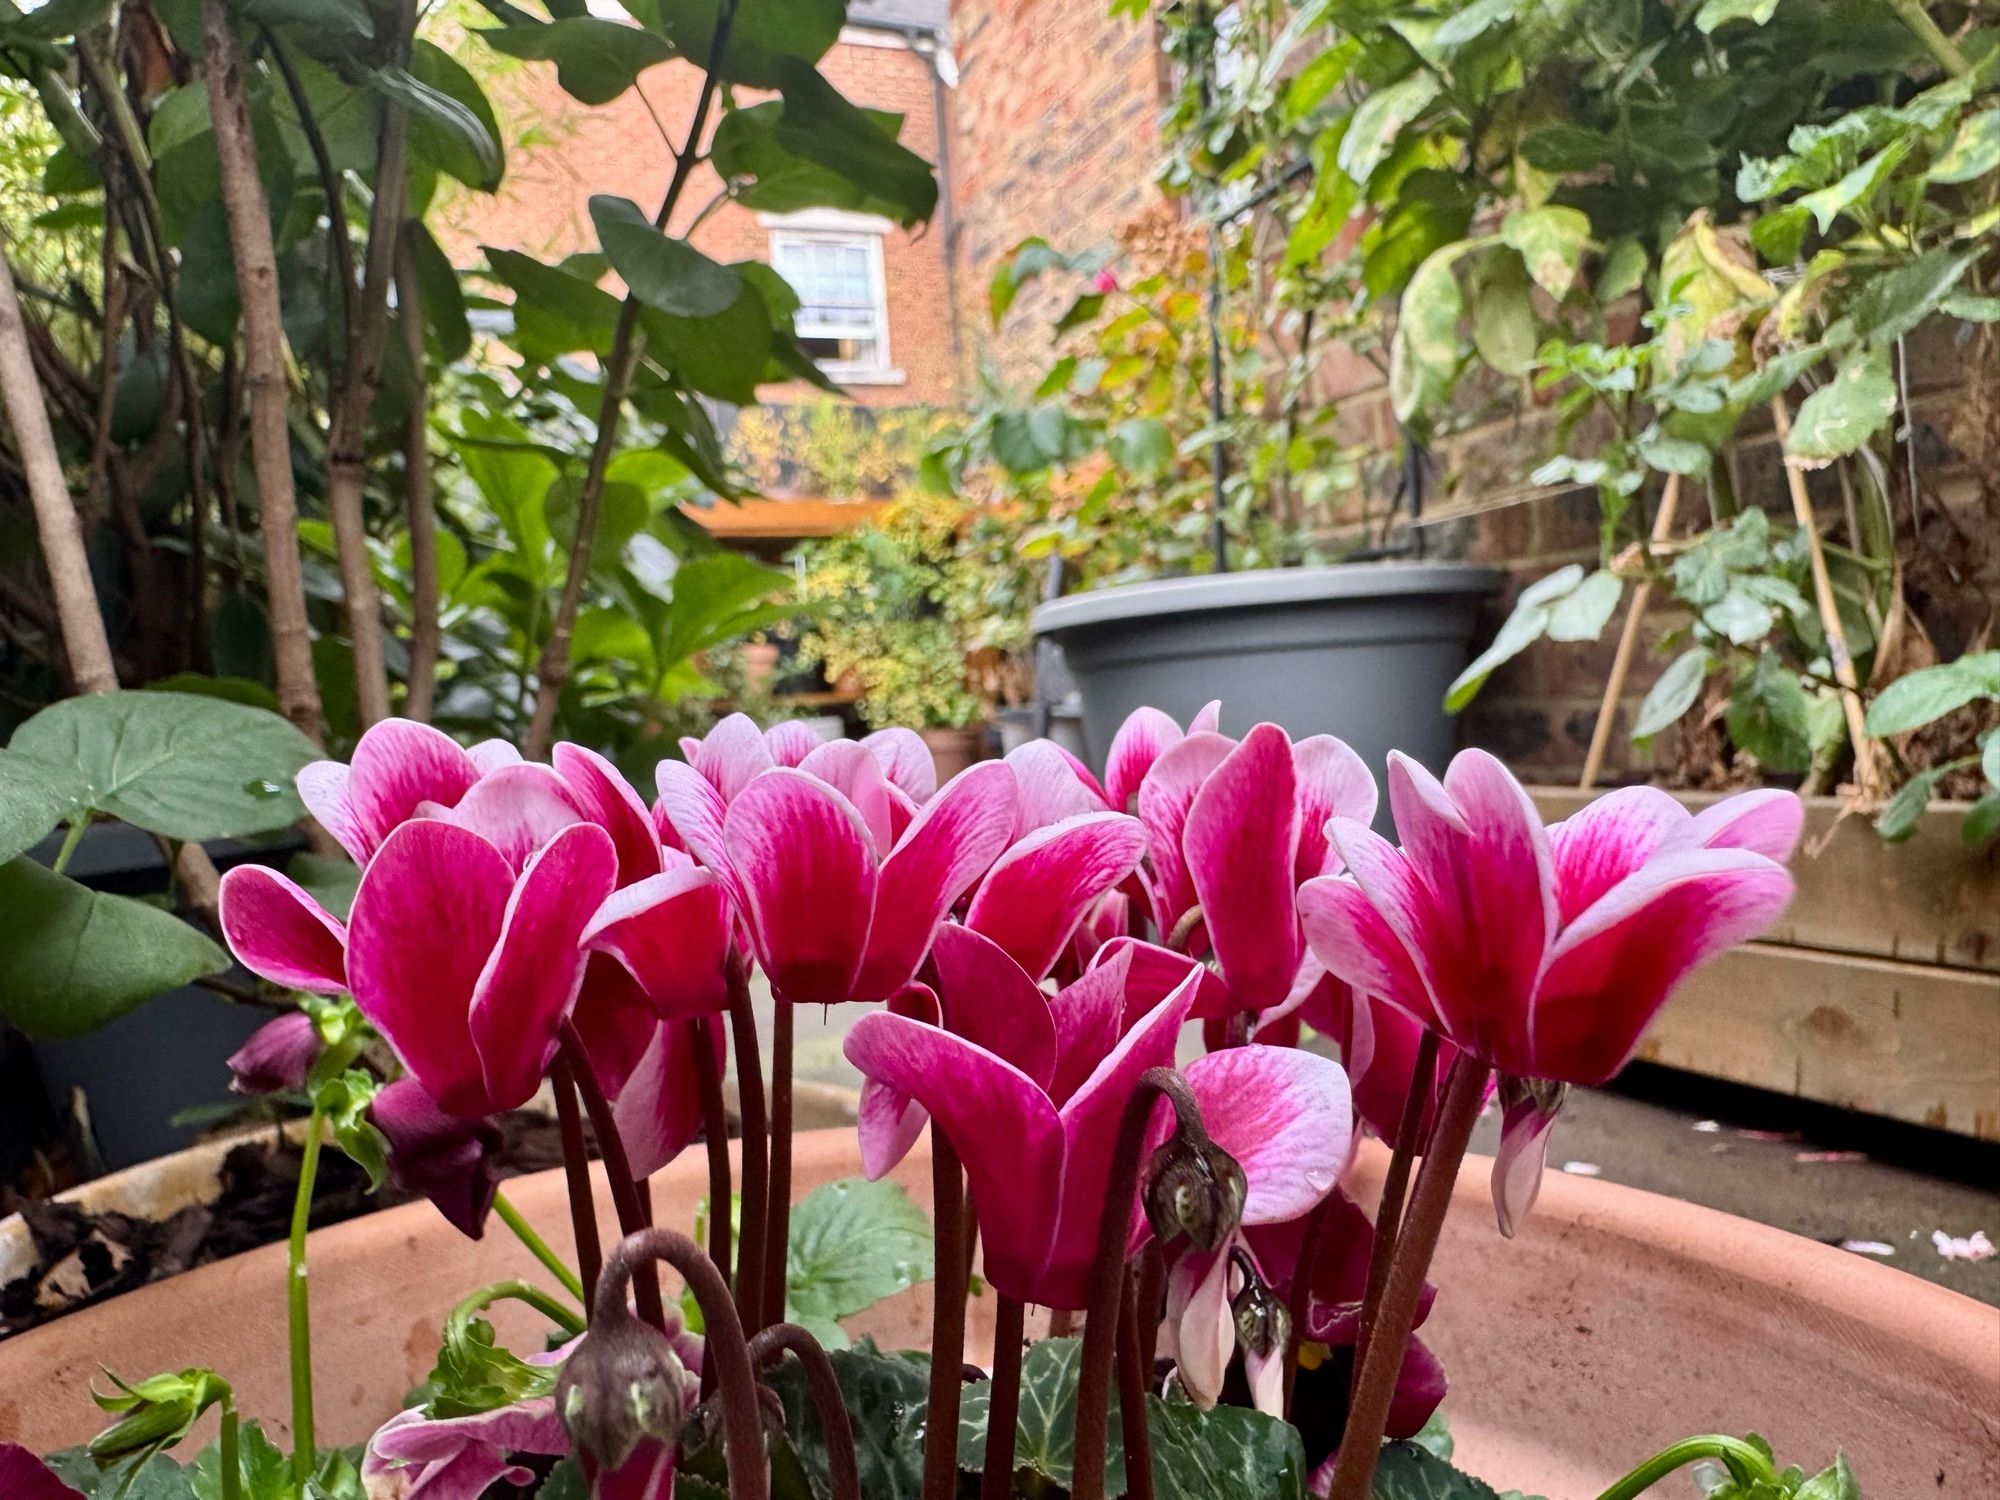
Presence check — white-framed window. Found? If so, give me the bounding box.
[764,211,900,384]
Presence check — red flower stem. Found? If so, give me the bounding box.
[1351,1028,1440,1398]
[922,1131,969,1500]
[1282,1193,1332,1420]
[727,953,768,1334]
[550,1054,602,1312]
[1327,1053,1490,1500]
[761,999,794,1333]
[1049,1308,1074,1338]
[1073,1067,1204,1500]
[599,1230,768,1500]
[979,1294,1026,1500]
[556,1021,665,1331]
[693,1015,734,1285]
[1116,1270,1156,1500]
[749,1323,860,1500]
[1134,1241,1165,1371]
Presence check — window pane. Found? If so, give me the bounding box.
[772,234,881,339]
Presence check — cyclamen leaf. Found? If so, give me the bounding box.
[1634,648,1713,741]
[784,1178,934,1348]
[954,1337,1124,1492]
[760,1339,928,1500]
[1362,1439,1500,1498]
[1783,353,1895,465]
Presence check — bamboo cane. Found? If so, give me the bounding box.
[1577,473,1683,790]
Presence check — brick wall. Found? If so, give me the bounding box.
[948,0,1168,383]
[438,29,959,408]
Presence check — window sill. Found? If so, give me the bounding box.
[821,367,907,386]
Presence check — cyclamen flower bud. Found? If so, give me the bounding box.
[88,1369,227,1466]
[1230,1255,1291,1362]
[1143,1131,1246,1253]
[555,1313,689,1474]
[226,1012,321,1096]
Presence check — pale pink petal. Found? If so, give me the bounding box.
[348,821,513,1115]
[296,760,365,864]
[861,726,937,801]
[1690,788,1805,861]
[1104,706,1182,814]
[964,812,1147,981]
[799,738,899,852]
[1189,700,1223,734]
[466,739,524,775]
[654,758,733,876]
[1136,731,1235,934]
[1532,848,1794,1083]
[843,1012,1064,1305]
[1042,957,1127,1106]
[1052,742,1110,807]
[1548,785,1692,924]
[469,823,618,1111]
[218,865,348,994]
[1185,725,1302,1017]
[1492,1079,1566,1239]
[430,763,584,871]
[1297,866,1437,1031]
[338,718,481,862]
[1182,1045,1350,1224]
[928,924,1057,1089]
[1088,936,1233,1025]
[1006,740,1108,831]
[852,761,1016,1000]
[1244,1337,1286,1418]
[1172,1248,1233,1408]
[763,719,821,767]
[554,742,664,884]
[1292,735,1378,883]
[693,713,777,800]
[613,1017,722,1179]
[724,769,877,1003]
[858,1077,931,1180]
[678,735,703,763]
[581,867,731,1019]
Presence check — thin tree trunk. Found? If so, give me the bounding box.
[201,0,323,748]
[394,227,439,722]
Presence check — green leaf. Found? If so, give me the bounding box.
[1850,246,1979,348]
[44,1450,194,1500]
[1148,1395,1306,1500]
[1500,206,1591,301]
[1470,252,1537,376]
[477,19,676,105]
[1695,0,1778,31]
[1597,236,1648,303]
[483,247,623,358]
[1390,240,1469,422]
[1637,428,1713,475]
[1338,72,1439,185]
[784,1177,933,1348]
[10,690,319,842]
[400,41,505,192]
[409,223,471,361]
[1784,352,1895,465]
[1546,570,1621,642]
[0,748,91,863]
[190,1420,290,1500]
[1726,652,1814,771]
[1877,768,1945,842]
[544,477,649,571]
[1370,1440,1503,1498]
[235,0,373,33]
[7,0,112,36]
[709,99,925,222]
[590,195,742,317]
[1703,589,1776,645]
[640,280,774,406]
[0,857,228,1038]
[1635,647,1714,740]
[1962,791,2000,852]
[1444,588,1562,712]
[752,61,938,229]
[1793,1453,1860,1500]
[1927,108,2000,186]
[631,0,845,89]
[1108,417,1175,477]
[1865,652,2000,735]
[955,1337,1124,1492]
[1942,293,2000,323]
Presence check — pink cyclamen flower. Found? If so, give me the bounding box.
[371,1078,505,1240]
[362,1398,571,1500]
[844,936,1202,1308]
[1100,700,1221,814]
[659,748,1017,1004]
[1151,1045,1351,1415]
[227,1010,322,1096]
[1092,268,1120,295]
[671,713,936,816]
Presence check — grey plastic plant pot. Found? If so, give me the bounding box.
[1033,563,1503,819]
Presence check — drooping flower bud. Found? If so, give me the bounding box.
[1143,1131,1246,1253]
[370,1078,504,1240]
[554,1313,690,1474]
[226,1012,321,1096]
[88,1369,227,1468]
[1492,1074,1569,1239]
[1228,1247,1292,1418]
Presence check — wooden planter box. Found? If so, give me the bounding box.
[1532,788,2000,1141]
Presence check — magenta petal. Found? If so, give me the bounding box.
[1089,936,1232,1025]
[554,743,663,885]
[1043,958,1127,1106]
[1136,730,1235,933]
[571,954,660,1101]
[599,1438,677,1500]
[1182,1046,1350,1224]
[469,823,618,1111]
[1103,706,1182,814]
[228,1011,323,1096]
[1691,787,1805,861]
[693,713,776,800]
[1533,847,1793,1083]
[844,1011,1064,1304]
[581,867,731,1020]
[799,738,900,852]
[431,763,584,871]
[964,812,1147,981]
[861,726,938,802]
[853,761,1016,1000]
[371,1077,503,1239]
[296,761,364,864]
[858,1077,931,1180]
[1548,784,1691,923]
[1292,734,1378,883]
[1006,740,1109,831]
[725,770,878,1003]
[348,821,513,1115]
[763,719,821,767]
[928,924,1057,1089]
[1296,866,1437,1031]
[0,1446,85,1500]
[654,758,733,877]
[1185,725,1302,1017]
[613,1018,721,1179]
[336,718,481,862]
[218,865,349,994]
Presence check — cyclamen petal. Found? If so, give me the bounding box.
[1184,725,1303,1018]
[1169,1249,1233,1409]
[963,812,1146,981]
[582,867,732,1020]
[429,763,584,872]
[763,719,822,767]
[1691,787,1806,861]
[218,865,348,994]
[1103,705,1183,814]
[1136,731,1235,935]
[798,738,901,852]
[692,713,777,801]
[1547,784,1691,924]
[928,924,1057,1089]
[1088,936,1232,1025]
[654,759,733,881]
[861,726,937,802]
[1306,826,1443,1031]
[0,1446,84,1500]
[723,770,878,1003]
[613,1017,723,1179]
[554,742,663,885]
[323,718,480,864]
[1005,740,1110,831]
[1292,734,1378,883]
[1181,1045,1350,1225]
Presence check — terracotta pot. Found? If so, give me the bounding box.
[739,641,781,684]
[0,1133,1992,1498]
[919,724,986,783]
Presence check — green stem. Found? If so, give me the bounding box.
[493,1191,586,1305]
[447,1279,588,1341]
[288,1103,326,1485]
[1594,1436,1778,1500]
[50,817,87,875]
[217,1389,242,1500]
[1883,0,1971,76]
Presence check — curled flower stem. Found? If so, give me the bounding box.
[551,1054,603,1310]
[1352,1027,1439,1398]
[286,1101,325,1486]
[1327,1052,1490,1500]
[557,1021,665,1331]
[1134,1241,1165,1372]
[980,1295,1026,1500]
[493,1191,585,1305]
[728,956,769,1333]
[694,1015,734,1288]
[762,1000,795,1334]
[748,1324,859,1500]
[598,1230,768,1500]
[1593,1435,1778,1500]
[1073,1066,1206,1500]
[449,1279,587,1340]
[1115,1270,1156,1500]
[922,1132,968,1500]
